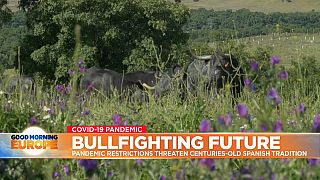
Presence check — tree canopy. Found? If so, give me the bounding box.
[19,0,189,82]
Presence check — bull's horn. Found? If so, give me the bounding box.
[142,83,155,90]
[193,55,214,60]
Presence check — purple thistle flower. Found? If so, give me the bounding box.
[268,88,281,105]
[59,101,66,112]
[296,103,306,114]
[56,84,65,93]
[30,116,37,125]
[273,120,283,132]
[68,69,75,76]
[200,158,216,171]
[52,172,61,179]
[270,56,280,65]
[63,165,70,176]
[135,159,143,166]
[308,159,319,166]
[107,171,113,177]
[244,79,252,87]
[313,114,320,132]
[199,119,212,132]
[237,104,249,118]
[250,60,260,71]
[78,159,98,172]
[112,113,123,125]
[123,119,129,126]
[218,115,225,125]
[81,109,91,116]
[80,66,87,73]
[78,59,85,65]
[159,176,166,180]
[47,108,55,115]
[260,124,268,132]
[278,71,289,80]
[225,113,232,126]
[176,171,181,180]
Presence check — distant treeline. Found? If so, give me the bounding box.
[185,8,320,42]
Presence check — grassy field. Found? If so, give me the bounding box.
[176,0,320,13]
[238,33,320,65]
[1,43,320,179]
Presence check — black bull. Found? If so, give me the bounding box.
[150,53,245,99]
[79,53,244,100]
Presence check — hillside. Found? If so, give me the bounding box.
[178,0,320,13]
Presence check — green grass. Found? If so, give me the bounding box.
[237,33,320,65]
[176,0,320,13]
[0,49,320,179]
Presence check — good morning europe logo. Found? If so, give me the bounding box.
[10,127,58,156]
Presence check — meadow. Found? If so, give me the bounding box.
[177,0,320,13]
[0,33,320,179]
[1,1,320,179]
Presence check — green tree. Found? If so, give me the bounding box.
[20,0,189,82]
[0,0,12,27]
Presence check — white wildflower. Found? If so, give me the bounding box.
[43,114,51,120]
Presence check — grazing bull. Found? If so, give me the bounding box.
[0,76,37,100]
[7,76,36,94]
[187,51,244,98]
[80,67,159,97]
[80,67,135,96]
[142,51,245,100]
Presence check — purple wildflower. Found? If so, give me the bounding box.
[273,120,283,132]
[308,159,319,166]
[244,79,252,87]
[296,103,306,114]
[79,59,85,65]
[80,66,87,73]
[59,101,66,112]
[30,116,37,125]
[268,88,281,105]
[63,165,70,176]
[278,71,289,80]
[200,158,216,171]
[225,113,232,126]
[199,119,212,132]
[218,113,232,126]
[135,159,143,166]
[81,109,91,116]
[52,172,61,179]
[260,124,268,132]
[313,114,320,132]
[176,171,181,180]
[56,84,65,93]
[237,104,249,118]
[107,171,113,177]
[68,69,75,76]
[47,108,55,115]
[270,56,280,65]
[250,60,260,71]
[218,115,225,125]
[159,176,166,180]
[123,119,129,126]
[78,159,98,172]
[112,113,123,125]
